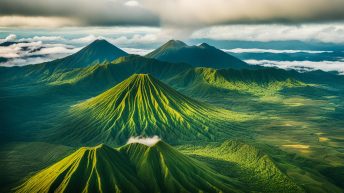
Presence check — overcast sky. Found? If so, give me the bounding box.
[0,0,344,72]
[1,0,344,26]
[0,0,343,43]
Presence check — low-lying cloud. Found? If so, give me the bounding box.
[127,136,161,147]
[0,34,17,43]
[122,48,153,55]
[224,48,333,54]
[246,59,344,74]
[0,35,81,66]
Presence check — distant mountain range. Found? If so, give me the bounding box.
[146,40,251,69]
[15,141,242,193]
[47,55,191,94]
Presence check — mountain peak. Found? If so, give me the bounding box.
[131,73,153,79]
[16,144,145,193]
[86,39,119,49]
[17,142,241,193]
[57,74,229,145]
[199,42,212,48]
[145,40,187,58]
[164,39,187,48]
[47,38,128,69]
[146,40,250,69]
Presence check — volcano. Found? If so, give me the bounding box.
[55,74,234,145]
[146,40,250,69]
[16,141,242,193]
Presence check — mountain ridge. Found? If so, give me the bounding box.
[168,67,305,96]
[146,39,250,69]
[16,141,242,193]
[15,143,144,193]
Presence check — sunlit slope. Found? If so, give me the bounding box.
[15,144,144,193]
[168,67,305,96]
[178,140,304,193]
[16,141,242,193]
[55,74,245,145]
[146,40,250,69]
[47,55,191,93]
[119,141,242,193]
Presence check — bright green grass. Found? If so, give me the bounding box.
[0,142,74,193]
[177,140,304,193]
[15,141,242,193]
[168,67,307,97]
[52,74,251,146]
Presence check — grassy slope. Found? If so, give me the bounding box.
[119,141,242,193]
[46,55,191,94]
[53,74,249,146]
[15,141,242,193]
[0,142,74,193]
[1,41,344,193]
[177,140,305,193]
[15,144,144,193]
[168,67,306,97]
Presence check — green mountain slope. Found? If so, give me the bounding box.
[146,40,250,69]
[119,141,242,193]
[0,39,128,85]
[54,39,128,69]
[15,144,144,193]
[168,67,306,96]
[52,74,246,146]
[47,55,191,94]
[178,140,305,193]
[16,141,242,193]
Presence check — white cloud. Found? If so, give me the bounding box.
[32,46,81,56]
[0,41,43,58]
[127,136,161,147]
[0,36,81,66]
[71,33,159,45]
[224,48,333,54]
[110,34,158,45]
[0,57,54,66]
[122,48,153,55]
[191,23,344,43]
[71,35,99,44]
[19,36,65,42]
[0,46,20,58]
[0,34,17,43]
[144,0,344,26]
[124,0,139,7]
[246,59,344,74]
[0,16,78,28]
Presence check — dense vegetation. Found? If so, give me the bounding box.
[0,39,343,193]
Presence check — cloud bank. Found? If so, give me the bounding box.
[246,59,344,74]
[191,24,344,43]
[224,48,333,54]
[0,0,344,27]
[127,136,161,147]
[0,35,81,66]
